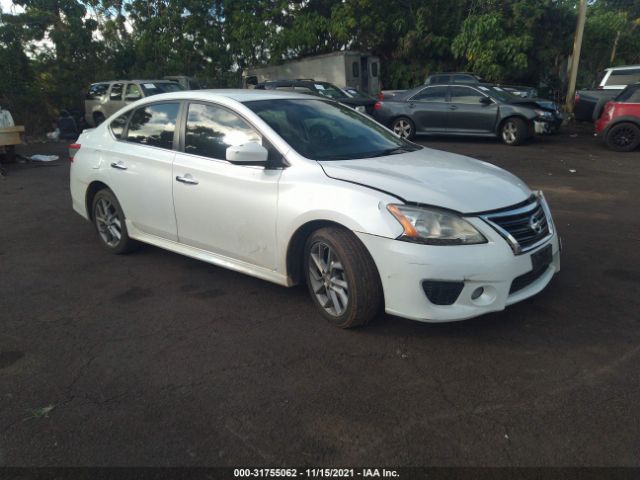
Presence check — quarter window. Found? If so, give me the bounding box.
[125,83,142,100]
[184,103,261,160]
[450,86,486,104]
[413,86,448,102]
[617,86,640,103]
[86,83,109,100]
[109,112,130,139]
[125,103,179,150]
[109,83,124,101]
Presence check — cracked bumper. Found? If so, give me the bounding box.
[356,220,560,323]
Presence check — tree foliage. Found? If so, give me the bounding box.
[1,0,640,132]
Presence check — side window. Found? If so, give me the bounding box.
[293,86,314,92]
[275,86,295,91]
[617,86,640,103]
[184,103,261,160]
[412,86,448,102]
[431,75,450,84]
[109,83,124,101]
[352,61,359,78]
[450,86,486,104]
[607,69,640,86]
[125,83,142,100]
[371,62,378,78]
[453,74,476,84]
[86,83,109,100]
[109,112,130,139]
[125,103,179,149]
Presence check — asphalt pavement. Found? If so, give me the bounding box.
[1,129,639,467]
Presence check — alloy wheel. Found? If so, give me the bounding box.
[94,197,122,247]
[308,241,349,317]
[502,121,517,144]
[612,126,636,148]
[393,119,412,139]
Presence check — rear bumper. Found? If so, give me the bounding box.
[356,220,560,323]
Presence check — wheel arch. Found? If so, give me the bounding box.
[496,114,532,135]
[603,116,640,138]
[85,180,111,221]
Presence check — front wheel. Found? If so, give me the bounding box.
[605,122,640,152]
[304,227,382,328]
[500,117,528,146]
[391,117,415,140]
[92,189,138,254]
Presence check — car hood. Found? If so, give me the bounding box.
[319,148,531,213]
[508,97,559,112]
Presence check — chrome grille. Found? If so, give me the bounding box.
[480,196,552,254]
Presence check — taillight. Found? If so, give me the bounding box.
[69,143,81,162]
[374,101,382,110]
[377,92,384,100]
[597,85,604,90]
[574,93,580,104]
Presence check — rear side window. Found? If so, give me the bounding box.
[125,103,179,150]
[616,85,640,103]
[86,83,109,100]
[109,83,124,101]
[184,103,261,160]
[453,74,476,84]
[606,69,640,86]
[412,86,448,102]
[109,112,130,139]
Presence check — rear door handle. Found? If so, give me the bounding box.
[110,162,127,170]
[176,175,199,185]
[448,105,458,110]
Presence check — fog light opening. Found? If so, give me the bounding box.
[471,287,484,300]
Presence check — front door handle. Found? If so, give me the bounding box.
[110,162,127,170]
[448,105,458,110]
[176,175,199,185]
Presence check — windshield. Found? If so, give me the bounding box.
[244,99,421,161]
[480,86,517,102]
[313,83,349,100]
[141,82,185,96]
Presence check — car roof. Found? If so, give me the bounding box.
[91,80,178,85]
[605,65,640,71]
[127,89,322,102]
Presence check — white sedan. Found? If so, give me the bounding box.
[70,89,560,328]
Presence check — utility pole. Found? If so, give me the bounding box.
[565,0,588,115]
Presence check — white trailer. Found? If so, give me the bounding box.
[243,51,381,95]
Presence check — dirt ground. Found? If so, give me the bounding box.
[1,127,639,468]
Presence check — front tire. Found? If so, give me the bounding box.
[605,122,640,152]
[304,227,382,328]
[92,189,138,254]
[391,116,416,140]
[500,117,528,146]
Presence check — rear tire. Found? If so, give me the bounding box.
[304,227,382,328]
[500,117,528,146]
[605,122,640,152]
[91,189,138,254]
[391,116,416,140]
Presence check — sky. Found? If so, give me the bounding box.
[0,1,25,14]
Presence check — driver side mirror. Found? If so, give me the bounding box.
[226,142,268,164]
[479,96,492,105]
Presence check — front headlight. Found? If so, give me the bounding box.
[534,109,553,118]
[387,204,487,245]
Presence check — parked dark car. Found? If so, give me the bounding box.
[574,65,640,121]
[595,82,640,152]
[425,72,538,98]
[373,84,560,145]
[253,80,377,114]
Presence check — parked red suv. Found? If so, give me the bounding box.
[595,83,640,151]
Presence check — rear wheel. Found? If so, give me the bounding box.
[304,227,382,328]
[500,117,528,146]
[391,117,415,140]
[605,122,640,152]
[91,189,138,254]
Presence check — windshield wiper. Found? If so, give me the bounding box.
[375,146,418,156]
